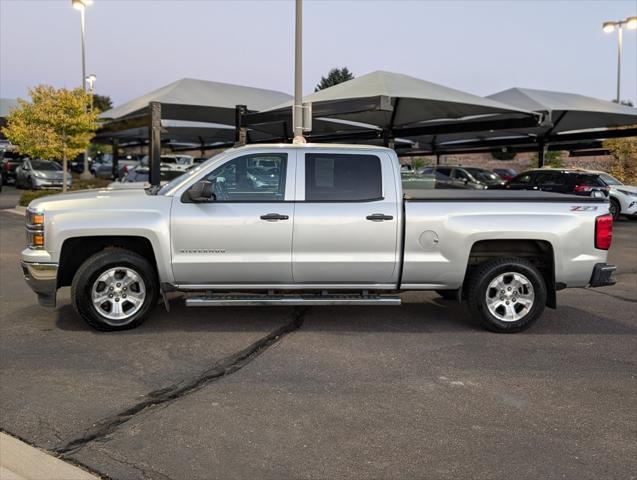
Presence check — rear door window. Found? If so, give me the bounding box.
[575,174,603,186]
[305,154,382,201]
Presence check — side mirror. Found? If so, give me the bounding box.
[187,180,215,203]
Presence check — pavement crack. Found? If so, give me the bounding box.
[55,307,307,456]
[90,447,175,480]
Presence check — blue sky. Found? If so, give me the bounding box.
[1,0,636,106]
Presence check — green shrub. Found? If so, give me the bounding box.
[19,190,59,206]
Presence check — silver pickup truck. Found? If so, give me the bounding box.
[21,144,616,333]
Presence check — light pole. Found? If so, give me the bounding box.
[72,0,94,178]
[602,16,637,103]
[292,0,304,143]
[86,74,97,111]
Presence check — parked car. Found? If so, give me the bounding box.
[69,155,86,173]
[493,168,517,182]
[21,144,615,334]
[121,164,186,184]
[586,170,637,221]
[1,151,23,184]
[15,158,72,190]
[402,170,464,191]
[421,166,505,189]
[94,158,140,180]
[507,169,610,198]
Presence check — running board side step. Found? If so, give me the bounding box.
[185,294,402,307]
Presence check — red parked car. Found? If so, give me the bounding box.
[493,168,517,182]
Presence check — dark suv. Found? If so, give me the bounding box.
[508,169,609,197]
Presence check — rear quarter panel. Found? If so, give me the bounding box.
[402,200,610,289]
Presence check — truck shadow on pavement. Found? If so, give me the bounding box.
[52,297,637,336]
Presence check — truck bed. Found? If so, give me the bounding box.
[404,189,608,203]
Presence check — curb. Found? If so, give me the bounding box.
[2,206,26,216]
[0,432,100,480]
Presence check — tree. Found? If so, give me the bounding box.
[2,85,99,192]
[92,94,113,113]
[315,67,354,92]
[604,135,637,184]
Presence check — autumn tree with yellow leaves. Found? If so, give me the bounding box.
[2,85,99,192]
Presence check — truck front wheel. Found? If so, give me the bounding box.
[71,249,159,331]
[467,257,546,333]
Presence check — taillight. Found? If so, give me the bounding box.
[123,165,129,173]
[595,214,613,250]
[574,184,593,193]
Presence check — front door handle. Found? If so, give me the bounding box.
[260,213,289,221]
[366,213,394,222]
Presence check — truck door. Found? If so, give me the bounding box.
[170,151,296,285]
[292,151,399,285]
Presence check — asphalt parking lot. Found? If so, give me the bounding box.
[1,197,636,480]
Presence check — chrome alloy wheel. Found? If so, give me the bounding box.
[485,272,534,322]
[91,267,146,325]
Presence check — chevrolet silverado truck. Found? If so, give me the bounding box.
[21,144,616,333]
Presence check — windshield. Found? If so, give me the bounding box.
[31,160,62,171]
[175,156,192,165]
[465,168,502,183]
[156,151,226,195]
[599,173,623,186]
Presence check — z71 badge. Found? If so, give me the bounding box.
[570,206,598,211]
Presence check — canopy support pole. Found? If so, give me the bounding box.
[235,104,247,146]
[436,153,441,166]
[111,138,119,179]
[149,101,162,186]
[538,139,546,168]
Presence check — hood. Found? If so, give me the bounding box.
[33,169,65,179]
[29,187,151,211]
[613,185,637,194]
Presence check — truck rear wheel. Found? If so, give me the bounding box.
[71,249,158,331]
[467,257,546,333]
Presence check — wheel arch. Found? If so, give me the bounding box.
[464,239,557,308]
[58,236,159,288]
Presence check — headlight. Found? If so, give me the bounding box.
[617,189,637,197]
[26,208,45,249]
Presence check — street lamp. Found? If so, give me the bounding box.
[602,16,637,103]
[85,74,97,110]
[72,0,94,179]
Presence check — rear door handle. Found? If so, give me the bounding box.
[260,213,289,221]
[366,213,394,222]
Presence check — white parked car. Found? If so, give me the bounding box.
[591,171,637,221]
[15,159,72,190]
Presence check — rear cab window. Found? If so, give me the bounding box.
[305,153,382,201]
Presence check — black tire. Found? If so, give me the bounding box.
[435,289,459,301]
[609,198,621,222]
[29,177,36,190]
[71,249,159,331]
[467,257,547,333]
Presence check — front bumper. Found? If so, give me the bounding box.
[31,175,73,188]
[21,261,58,307]
[589,263,616,287]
